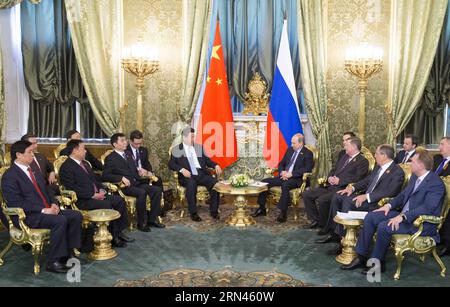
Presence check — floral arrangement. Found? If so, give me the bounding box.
[230,174,250,188]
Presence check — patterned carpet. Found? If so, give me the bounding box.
[161,196,310,233]
[114,267,330,287]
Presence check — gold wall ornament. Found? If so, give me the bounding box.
[345,44,383,144]
[121,43,159,131]
[243,72,270,115]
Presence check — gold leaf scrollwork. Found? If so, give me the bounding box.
[243,72,270,115]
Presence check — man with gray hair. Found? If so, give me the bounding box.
[251,133,314,223]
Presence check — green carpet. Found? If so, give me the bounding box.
[0,222,449,287]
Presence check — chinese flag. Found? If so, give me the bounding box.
[195,21,237,169]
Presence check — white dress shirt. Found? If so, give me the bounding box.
[183,143,201,169]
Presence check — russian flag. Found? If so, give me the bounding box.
[263,20,303,168]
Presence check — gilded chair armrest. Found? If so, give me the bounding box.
[413,215,442,228]
[102,182,120,193]
[265,168,276,177]
[378,197,392,207]
[60,189,78,202]
[302,172,312,181]
[317,177,327,186]
[2,207,26,219]
[2,207,30,233]
[408,215,442,244]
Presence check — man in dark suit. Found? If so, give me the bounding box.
[434,136,450,257]
[60,130,103,172]
[251,133,314,223]
[336,131,356,163]
[342,150,445,274]
[59,139,133,248]
[317,144,404,246]
[303,137,369,229]
[102,133,165,232]
[20,133,57,191]
[1,141,83,273]
[394,134,419,164]
[168,127,222,222]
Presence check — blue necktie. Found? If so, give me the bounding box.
[285,151,299,172]
[402,178,422,213]
[435,159,447,175]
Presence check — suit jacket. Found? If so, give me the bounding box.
[433,155,450,177]
[277,146,314,179]
[31,152,54,183]
[102,151,142,186]
[1,163,55,228]
[60,146,103,171]
[59,158,103,201]
[328,152,369,188]
[390,171,445,238]
[394,150,415,164]
[353,162,405,204]
[168,143,217,176]
[126,144,153,172]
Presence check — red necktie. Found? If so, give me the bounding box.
[27,167,50,209]
[79,161,98,193]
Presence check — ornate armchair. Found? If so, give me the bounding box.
[317,146,375,187]
[53,156,91,229]
[389,175,450,280]
[169,146,221,218]
[266,145,319,220]
[3,152,11,167]
[53,143,67,159]
[100,150,160,230]
[0,166,50,275]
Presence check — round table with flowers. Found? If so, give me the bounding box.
[214,175,268,227]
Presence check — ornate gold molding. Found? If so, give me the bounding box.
[243,72,270,115]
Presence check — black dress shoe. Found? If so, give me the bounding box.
[210,212,220,220]
[21,244,32,252]
[251,208,266,217]
[317,229,329,236]
[361,262,386,274]
[315,234,340,244]
[190,213,202,222]
[327,245,342,256]
[303,221,319,229]
[46,261,69,274]
[340,257,365,270]
[276,213,287,223]
[117,232,135,243]
[112,237,127,248]
[137,224,151,232]
[147,221,166,228]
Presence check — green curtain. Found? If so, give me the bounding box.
[0,0,39,9]
[401,2,450,145]
[386,0,448,146]
[28,100,76,138]
[297,0,331,178]
[179,0,212,123]
[79,102,107,139]
[215,0,301,111]
[65,0,121,136]
[21,0,86,137]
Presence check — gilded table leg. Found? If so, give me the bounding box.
[336,224,360,265]
[226,195,256,227]
[89,221,117,261]
[0,239,13,265]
